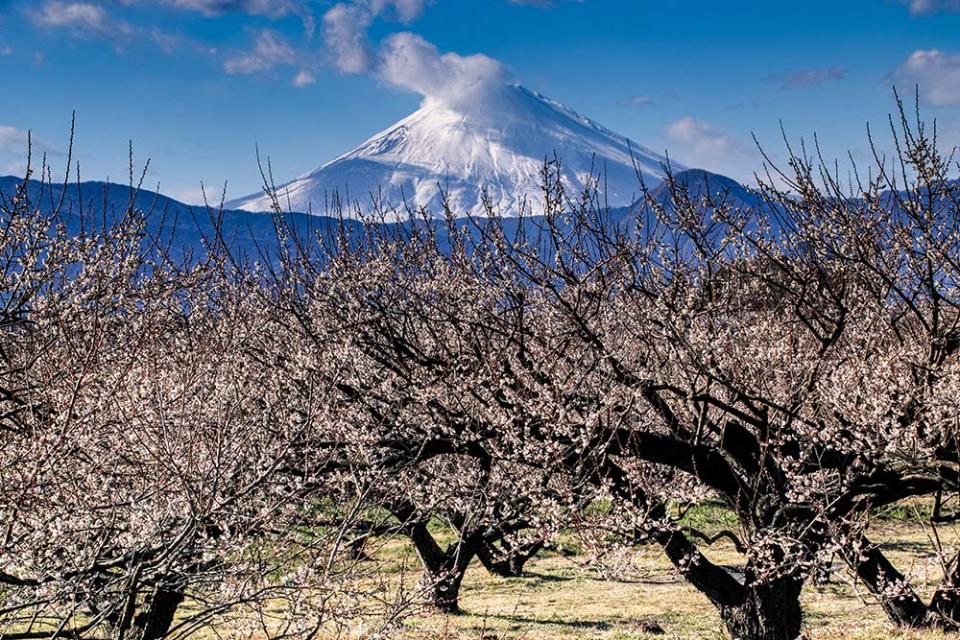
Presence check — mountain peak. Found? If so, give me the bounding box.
[228,84,682,218]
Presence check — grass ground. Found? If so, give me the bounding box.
[378,508,960,640]
[10,508,953,639]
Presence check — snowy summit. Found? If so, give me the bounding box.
[227,84,680,218]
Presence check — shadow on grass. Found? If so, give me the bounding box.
[878,540,934,554]
[517,570,686,587]
[518,571,576,583]
[475,612,612,630]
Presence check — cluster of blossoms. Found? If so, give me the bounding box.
[4,102,960,640]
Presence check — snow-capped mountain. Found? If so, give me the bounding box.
[227,84,682,217]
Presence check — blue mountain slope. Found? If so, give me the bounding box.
[0,175,628,258]
[0,169,759,265]
[0,176,363,263]
[644,168,762,211]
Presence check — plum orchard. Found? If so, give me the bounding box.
[267,99,960,640]
[0,145,416,639]
[4,101,960,640]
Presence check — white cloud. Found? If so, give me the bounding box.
[0,45,11,56]
[163,184,209,204]
[164,0,301,17]
[31,1,134,42]
[322,3,374,73]
[370,0,429,22]
[765,65,847,89]
[897,0,960,14]
[321,0,507,111]
[321,0,428,73]
[136,0,316,35]
[0,126,31,153]
[663,116,756,179]
[31,1,215,53]
[33,1,107,29]
[665,117,733,153]
[378,32,505,110]
[891,49,960,106]
[292,68,315,87]
[224,29,296,74]
[147,28,217,55]
[625,95,653,108]
[0,125,58,175]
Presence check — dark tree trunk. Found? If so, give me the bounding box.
[132,586,186,640]
[652,520,807,640]
[846,542,960,630]
[421,552,472,614]
[718,576,803,640]
[476,537,543,578]
[840,532,931,628]
[347,536,372,561]
[929,552,960,628]
[392,505,477,614]
[930,582,960,629]
[411,528,476,613]
[103,582,186,640]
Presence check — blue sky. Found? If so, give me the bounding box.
[0,0,958,202]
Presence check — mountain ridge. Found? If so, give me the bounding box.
[0,167,758,263]
[227,84,683,218]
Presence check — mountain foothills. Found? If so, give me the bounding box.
[226,85,681,217]
[2,169,752,245]
[0,89,751,249]
[0,176,331,260]
[0,165,751,261]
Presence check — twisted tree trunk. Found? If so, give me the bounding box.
[476,537,543,578]
[842,531,960,630]
[131,585,186,640]
[404,519,476,613]
[718,576,803,640]
[654,525,805,640]
[391,502,480,614]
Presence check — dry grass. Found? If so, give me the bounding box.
[382,511,960,640]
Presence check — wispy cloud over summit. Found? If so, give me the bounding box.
[322,0,429,73]
[378,32,505,109]
[321,0,511,111]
